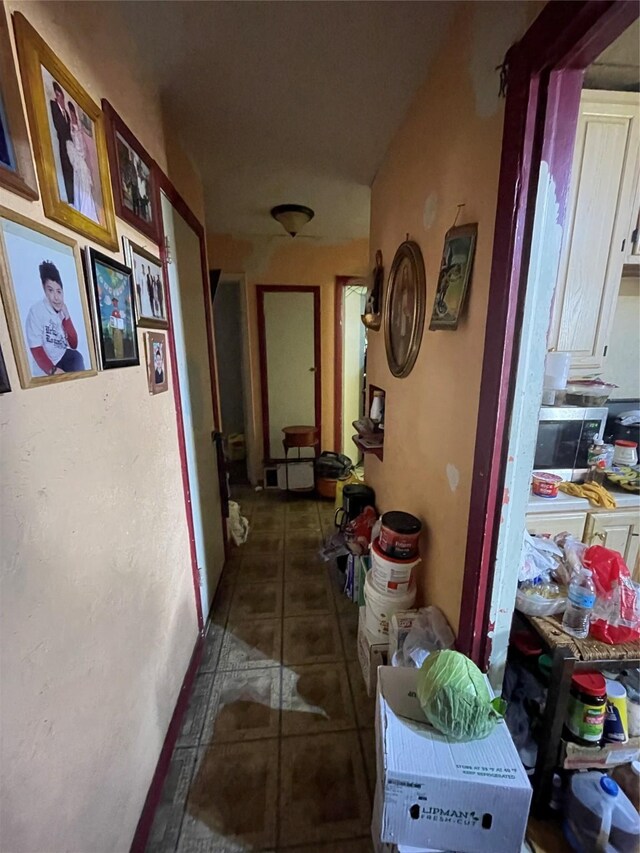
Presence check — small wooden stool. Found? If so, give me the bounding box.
[282,425,319,492]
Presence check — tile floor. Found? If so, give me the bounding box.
[147,487,376,853]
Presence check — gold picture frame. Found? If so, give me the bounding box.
[0,206,97,388]
[144,331,168,395]
[384,239,426,378]
[13,12,118,250]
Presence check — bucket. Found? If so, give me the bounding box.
[378,511,421,559]
[364,571,416,639]
[370,538,419,592]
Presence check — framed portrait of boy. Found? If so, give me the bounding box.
[123,236,168,329]
[0,207,97,389]
[103,101,160,245]
[0,7,38,200]
[13,13,118,250]
[84,248,139,370]
[144,332,168,395]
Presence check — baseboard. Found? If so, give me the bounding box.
[129,630,205,852]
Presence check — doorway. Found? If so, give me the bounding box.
[161,191,226,619]
[256,285,321,461]
[334,276,368,464]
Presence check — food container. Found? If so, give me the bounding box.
[532,471,563,498]
[378,511,421,559]
[363,571,416,638]
[370,538,419,593]
[613,440,638,467]
[566,671,607,744]
[587,441,614,468]
[603,679,628,744]
[559,380,617,407]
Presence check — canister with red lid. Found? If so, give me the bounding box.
[378,511,422,560]
[565,671,607,744]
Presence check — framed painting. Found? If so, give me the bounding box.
[0,7,38,200]
[144,331,168,395]
[384,240,426,378]
[0,206,97,388]
[429,223,478,330]
[103,100,160,244]
[84,248,139,369]
[123,236,168,329]
[13,13,118,250]
[0,343,11,393]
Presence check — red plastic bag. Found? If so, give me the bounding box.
[583,545,640,644]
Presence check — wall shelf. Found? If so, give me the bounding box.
[352,434,384,461]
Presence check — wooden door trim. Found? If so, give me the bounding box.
[256,284,322,462]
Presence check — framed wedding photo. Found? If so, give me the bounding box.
[0,207,97,389]
[85,248,139,370]
[103,101,160,244]
[0,7,38,200]
[123,237,168,329]
[13,13,118,250]
[144,332,168,395]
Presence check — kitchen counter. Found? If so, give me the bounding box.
[527,487,640,514]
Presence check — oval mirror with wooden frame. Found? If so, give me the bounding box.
[384,239,426,378]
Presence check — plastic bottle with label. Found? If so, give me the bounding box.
[562,568,596,639]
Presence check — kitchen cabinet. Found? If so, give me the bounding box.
[584,509,640,580]
[526,512,587,539]
[625,159,640,265]
[548,90,639,374]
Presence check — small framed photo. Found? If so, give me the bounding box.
[0,344,12,393]
[0,206,97,388]
[13,13,118,250]
[123,237,168,329]
[144,331,168,395]
[85,248,139,369]
[429,223,478,331]
[103,100,160,245]
[0,6,38,200]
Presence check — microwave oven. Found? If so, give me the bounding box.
[534,406,608,482]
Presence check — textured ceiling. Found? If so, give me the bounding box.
[120,1,454,240]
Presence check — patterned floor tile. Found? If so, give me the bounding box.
[235,554,283,586]
[285,529,323,551]
[249,513,286,533]
[218,619,282,671]
[278,731,371,846]
[347,661,375,729]
[283,575,334,617]
[339,611,359,661]
[281,662,356,736]
[200,667,281,743]
[282,614,344,665]
[176,672,215,748]
[242,531,285,553]
[284,550,328,581]
[146,747,197,852]
[228,582,282,623]
[178,739,278,852]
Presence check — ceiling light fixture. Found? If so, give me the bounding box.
[270,204,315,237]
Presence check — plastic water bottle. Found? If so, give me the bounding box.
[562,568,596,639]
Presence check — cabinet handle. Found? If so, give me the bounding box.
[593,531,606,542]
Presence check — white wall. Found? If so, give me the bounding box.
[605,274,640,399]
[341,284,367,463]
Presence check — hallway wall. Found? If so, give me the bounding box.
[365,0,541,632]
[0,2,205,850]
[207,233,369,482]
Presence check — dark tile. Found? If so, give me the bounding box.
[228,582,282,622]
[147,747,197,852]
[283,840,373,853]
[286,529,323,551]
[282,662,356,735]
[284,550,327,581]
[242,531,284,554]
[279,731,371,846]
[328,563,357,615]
[339,611,359,661]
[201,667,281,744]
[218,619,282,671]
[249,512,285,533]
[347,661,375,729]
[282,614,344,665]
[199,623,225,673]
[176,672,215,748]
[359,726,377,798]
[235,554,283,586]
[286,510,321,531]
[209,579,235,629]
[178,739,278,852]
[283,576,334,617]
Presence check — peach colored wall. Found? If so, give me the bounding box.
[366,1,540,632]
[0,3,205,851]
[207,232,369,481]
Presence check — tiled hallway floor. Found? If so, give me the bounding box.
[147,488,375,853]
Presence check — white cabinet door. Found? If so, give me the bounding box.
[526,512,587,539]
[584,510,640,579]
[549,91,639,373]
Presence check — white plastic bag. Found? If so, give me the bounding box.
[227,500,249,546]
[519,531,563,583]
[395,606,455,668]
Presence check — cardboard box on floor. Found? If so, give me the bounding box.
[358,606,388,697]
[375,667,531,853]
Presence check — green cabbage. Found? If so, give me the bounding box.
[416,650,506,741]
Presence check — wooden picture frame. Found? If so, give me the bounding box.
[0,6,38,200]
[122,236,168,329]
[144,331,168,394]
[84,247,139,370]
[103,100,161,244]
[429,223,478,331]
[384,240,426,378]
[0,206,97,388]
[0,343,11,393]
[13,12,118,250]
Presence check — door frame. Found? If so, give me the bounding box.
[256,284,321,462]
[457,0,638,669]
[334,275,366,453]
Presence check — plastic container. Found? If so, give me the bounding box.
[515,579,567,616]
[612,761,640,812]
[378,511,422,559]
[588,441,615,468]
[363,570,416,638]
[370,538,419,593]
[561,380,617,407]
[566,671,607,744]
[564,771,640,853]
[532,471,563,497]
[603,679,628,744]
[613,440,638,467]
[562,568,596,639]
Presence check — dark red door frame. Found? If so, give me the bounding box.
[457,0,638,667]
[256,285,322,462]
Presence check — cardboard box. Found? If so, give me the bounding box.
[373,782,447,853]
[375,667,531,853]
[345,555,370,605]
[358,606,388,697]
